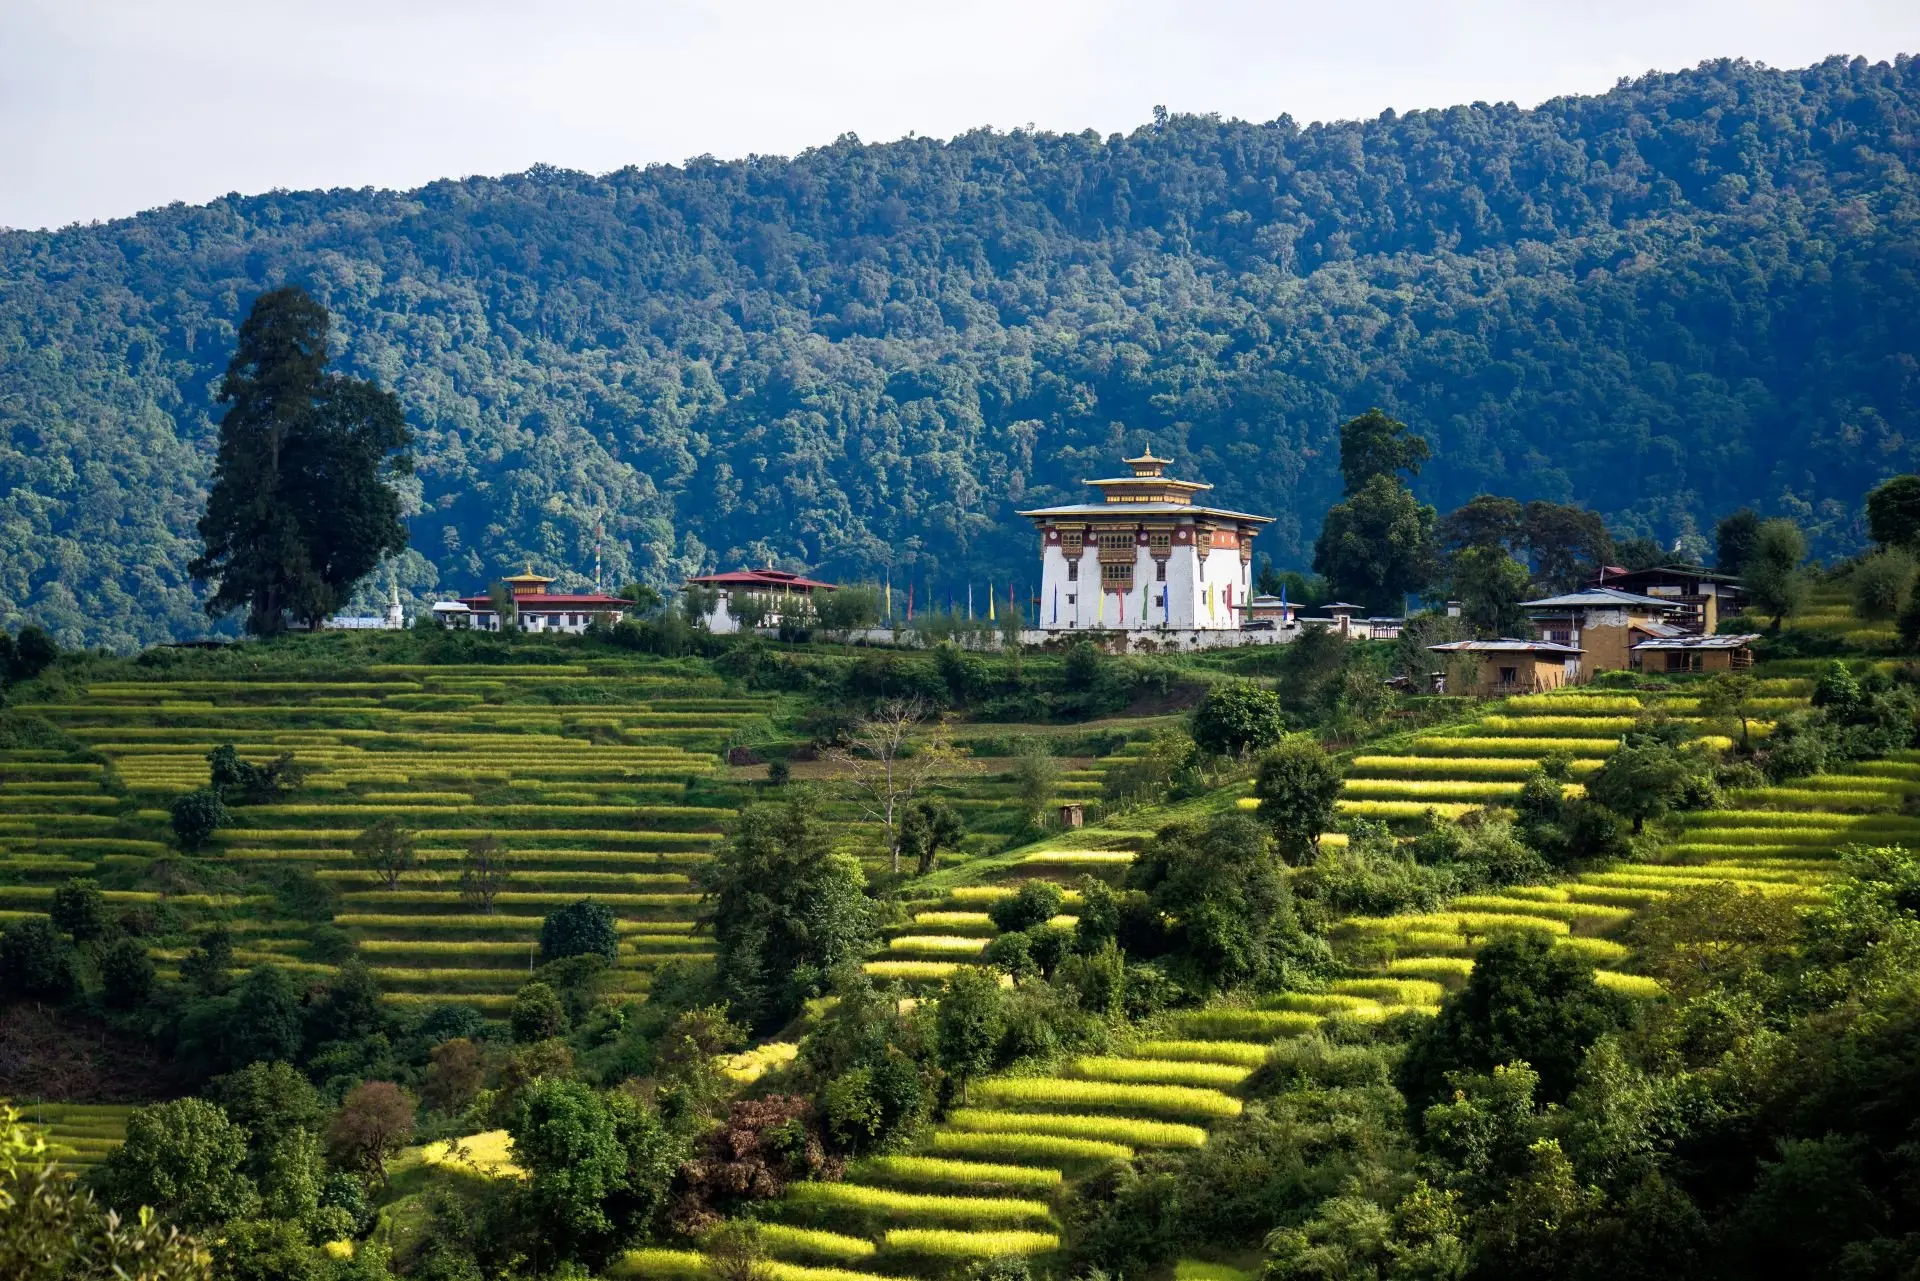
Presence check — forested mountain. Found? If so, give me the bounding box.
[3,55,1918,648]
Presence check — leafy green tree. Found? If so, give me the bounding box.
[620,582,665,612]
[351,817,416,890]
[511,980,568,1043]
[0,918,80,1001]
[188,286,412,634]
[209,1061,327,1160]
[988,880,1064,934]
[304,956,387,1049]
[169,789,228,852]
[48,877,107,943]
[935,966,1008,1103]
[1189,680,1285,758]
[698,790,876,1031]
[1521,502,1615,592]
[815,584,882,633]
[1866,475,1920,550]
[1699,671,1759,748]
[423,1036,486,1115]
[1313,473,1440,612]
[226,965,305,1065]
[206,744,305,804]
[457,834,514,914]
[4,626,58,684]
[1449,545,1534,636]
[899,796,965,876]
[1337,408,1431,494]
[1438,494,1525,554]
[540,898,619,963]
[253,1129,329,1227]
[1008,737,1060,831]
[1398,932,1629,1112]
[1126,813,1305,990]
[99,936,155,1009]
[1852,548,1916,620]
[324,1081,414,1187]
[93,1099,258,1230]
[509,1077,684,1266]
[1746,517,1809,625]
[982,930,1036,981]
[1586,741,1695,834]
[209,1217,324,1281]
[1252,737,1343,865]
[1715,507,1762,574]
[178,927,234,996]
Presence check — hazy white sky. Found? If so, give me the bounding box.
[3,0,1914,230]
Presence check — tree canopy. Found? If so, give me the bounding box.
[186,287,412,635]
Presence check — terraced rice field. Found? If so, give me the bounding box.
[617,674,1892,1281]
[0,660,766,1014]
[16,1101,130,1170]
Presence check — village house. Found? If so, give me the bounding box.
[683,568,840,634]
[1595,564,1747,634]
[1518,586,1691,672]
[1631,632,1760,673]
[448,569,635,633]
[1017,451,1271,632]
[1427,638,1585,696]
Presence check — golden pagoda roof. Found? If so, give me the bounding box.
[503,565,555,585]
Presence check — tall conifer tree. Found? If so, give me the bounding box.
[190,287,411,634]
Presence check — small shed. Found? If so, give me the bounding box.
[1058,802,1086,829]
[1426,638,1585,696]
[1631,633,1760,673]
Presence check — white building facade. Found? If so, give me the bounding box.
[1018,453,1272,633]
[682,568,840,635]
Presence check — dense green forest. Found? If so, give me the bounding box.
[3,55,1918,648]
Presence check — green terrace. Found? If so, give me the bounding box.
[0,662,780,1012]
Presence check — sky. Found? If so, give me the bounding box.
[3,0,1914,231]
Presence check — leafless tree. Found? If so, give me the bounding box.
[824,697,972,874]
[458,834,514,914]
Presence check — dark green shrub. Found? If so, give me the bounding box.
[1190,680,1285,757]
[100,936,156,1008]
[170,787,229,852]
[49,877,108,942]
[0,917,80,1001]
[988,880,1063,934]
[511,981,568,1043]
[539,899,619,963]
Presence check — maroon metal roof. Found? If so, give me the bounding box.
[684,569,839,591]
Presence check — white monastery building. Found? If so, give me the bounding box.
[448,569,634,633]
[1018,451,1272,633]
[683,568,839,634]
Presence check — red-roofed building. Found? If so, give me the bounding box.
[448,568,636,633]
[683,568,839,634]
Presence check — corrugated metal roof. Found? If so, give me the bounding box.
[1427,639,1585,654]
[1631,634,1761,650]
[1520,587,1680,609]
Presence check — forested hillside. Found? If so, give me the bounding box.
[3,54,1917,648]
